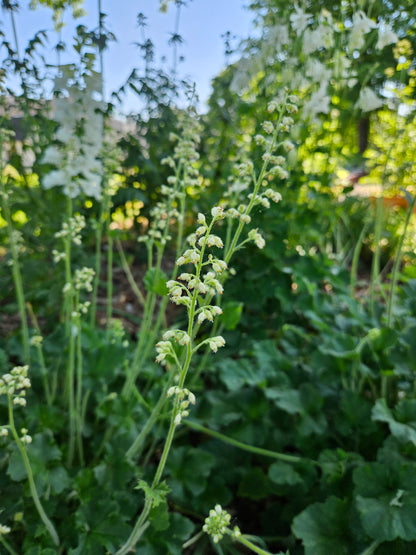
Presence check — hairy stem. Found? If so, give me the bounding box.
[8,398,59,546]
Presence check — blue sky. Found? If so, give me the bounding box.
[1,0,254,112]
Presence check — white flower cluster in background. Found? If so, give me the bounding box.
[53,214,86,262]
[42,66,104,200]
[230,5,401,121]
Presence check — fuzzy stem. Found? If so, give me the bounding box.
[66,315,76,466]
[227,531,274,555]
[359,539,382,555]
[184,420,309,464]
[0,186,30,363]
[90,213,103,326]
[125,373,175,461]
[9,8,20,62]
[26,304,53,404]
[123,158,185,396]
[350,220,369,293]
[75,296,84,466]
[225,102,286,263]
[8,397,59,546]
[106,228,113,334]
[116,216,218,554]
[369,141,394,318]
[369,196,384,317]
[62,199,76,465]
[115,238,145,306]
[0,536,19,555]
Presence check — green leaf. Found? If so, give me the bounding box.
[368,327,398,352]
[7,430,66,494]
[164,513,195,552]
[265,388,303,414]
[48,465,70,494]
[353,462,416,541]
[219,301,243,330]
[136,480,171,508]
[268,461,303,486]
[238,467,270,500]
[144,268,169,295]
[318,449,363,485]
[372,399,416,446]
[143,512,195,554]
[216,358,258,391]
[292,497,350,555]
[149,500,170,531]
[166,447,215,503]
[7,448,27,482]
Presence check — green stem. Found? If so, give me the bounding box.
[9,8,20,62]
[184,420,308,464]
[98,0,105,98]
[174,167,187,263]
[122,290,156,395]
[182,531,204,549]
[350,220,369,293]
[125,373,175,461]
[66,318,76,466]
[90,0,107,324]
[35,344,52,404]
[119,106,289,552]
[115,414,178,553]
[8,398,59,546]
[369,141,394,319]
[359,539,382,555]
[115,238,145,306]
[90,213,103,325]
[225,103,286,264]
[122,159,187,396]
[26,304,53,405]
[63,197,73,326]
[189,319,222,386]
[106,229,113,334]
[386,194,416,327]
[62,200,76,465]
[0,187,30,363]
[228,531,274,555]
[370,196,384,317]
[0,536,19,555]
[117,216,218,553]
[75,302,84,466]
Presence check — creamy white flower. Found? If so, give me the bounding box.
[303,83,331,120]
[353,11,377,34]
[356,87,383,112]
[56,126,74,144]
[290,4,311,36]
[349,11,376,51]
[305,58,331,83]
[43,169,68,190]
[42,146,64,165]
[376,23,398,50]
[267,23,290,49]
[302,24,333,55]
[230,56,263,93]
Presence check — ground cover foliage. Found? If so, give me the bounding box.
[1,0,416,553]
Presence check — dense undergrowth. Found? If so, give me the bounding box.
[1,0,416,554]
